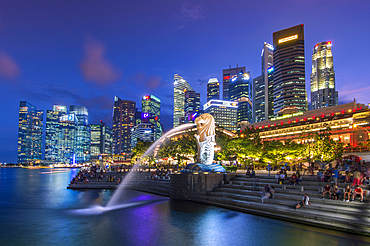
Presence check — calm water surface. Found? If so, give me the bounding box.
[0,168,369,246]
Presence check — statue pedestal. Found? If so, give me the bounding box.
[181,163,225,173]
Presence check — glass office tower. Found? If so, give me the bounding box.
[112,96,136,154]
[310,41,338,109]
[273,24,307,116]
[173,74,193,127]
[70,105,91,163]
[229,71,253,124]
[207,78,219,101]
[17,101,43,164]
[142,95,162,140]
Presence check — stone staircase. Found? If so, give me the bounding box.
[192,174,370,236]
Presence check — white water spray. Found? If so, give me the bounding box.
[105,123,196,208]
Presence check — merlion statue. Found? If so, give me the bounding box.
[194,113,216,165]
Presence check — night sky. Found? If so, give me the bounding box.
[1,0,370,163]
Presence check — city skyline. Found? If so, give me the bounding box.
[1,0,370,163]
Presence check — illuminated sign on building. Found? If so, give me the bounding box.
[203,100,238,111]
[265,42,274,51]
[53,105,67,113]
[270,112,303,121]
[278,34,298,44]
[243,73,250,80]
[60,114,76,123]
[143,95,150,100]
[142,113,149,119]
[268,67,274,74]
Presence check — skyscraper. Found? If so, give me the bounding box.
[310,41,338,109]
[45,105,77,164]
[131,123,155,148]
[203,100,238,131]
[229,71,253,124]
[90,121,112,159]
[184,90,200,123]
[69,105,91,163]
[253,42,274,122]
[112,96,136,155]
[223,65,245,101]
[17,101,43,164]
[142,95,162,140]
[273,24,307,116]
[207,78,219,101]
[173,74,193,127]
[253,75,264,122]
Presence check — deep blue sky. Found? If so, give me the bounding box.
[1,0,370,163]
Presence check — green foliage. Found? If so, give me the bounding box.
[131,140,153,164]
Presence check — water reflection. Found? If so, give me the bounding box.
[0,168,370,246]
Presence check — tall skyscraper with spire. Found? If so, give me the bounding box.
[310,41,338,109]
[173,74,193,127]
[273,24,307,116]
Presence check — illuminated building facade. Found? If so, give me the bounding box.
[69,105,91,163]
[17,101,43,164]
[185,90,201,123]
[90,121,112,159]
[131,123,155,148]
[45,105,78,164]
[253,75,264,122]
[310,41,338,110]
[223,65,245,101]
[112,96,136,155]
[142,95,162,140]
[207,78,219,101]
[254,42,274,123]
[273,24,307,116]
[173,74,193,127]
[248,101,370,148]
[204,100,238,131]
[229,70,253,124]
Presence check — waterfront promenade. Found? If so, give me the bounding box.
[68,170,370,236]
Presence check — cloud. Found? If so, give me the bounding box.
[180,2,204,21]
[0,51,20,79]
[132,73,166,90]
[80,37,121,85]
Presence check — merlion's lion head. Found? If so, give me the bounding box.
[195,113,215,139]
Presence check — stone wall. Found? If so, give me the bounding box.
[169,173,238,200]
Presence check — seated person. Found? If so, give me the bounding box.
[261,185,271,203]
[275,172,280,184]
[290,173,297,185]
[322,184,331,199]
[250,170,256,178]
[316,170,322,182]
[269,186,275,199]
[279,172,286,184]
[246,169,250,177]
[351,186,364,203]
[295,194,312,209]
[332,185,340,200]
[343,185,352,202]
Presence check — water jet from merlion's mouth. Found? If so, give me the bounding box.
[105,123,197,208]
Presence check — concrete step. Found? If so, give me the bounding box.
[208,190,370,217]
[192,196,370,236]
[200,195,370,229]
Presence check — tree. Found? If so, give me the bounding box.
[131,140,153,164]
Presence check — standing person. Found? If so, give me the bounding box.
[353,169,361,186]
[279,172,286,184]
[333,168,339,185]
[295,194,312,209]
